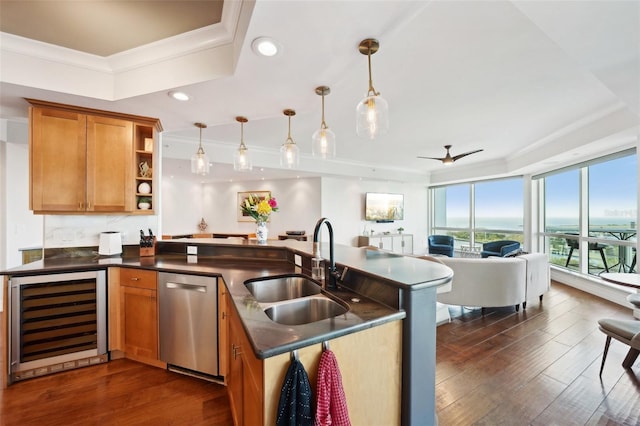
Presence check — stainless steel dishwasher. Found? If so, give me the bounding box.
[158,272,218,379]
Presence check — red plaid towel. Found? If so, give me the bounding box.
[315,349,351,426]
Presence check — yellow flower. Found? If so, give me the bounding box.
[256,200,272,216]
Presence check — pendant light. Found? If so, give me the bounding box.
[233,116,252,171]
[280,109,299,168]
[312,86,336,158]
[191,122,210,175]
[356,38,389,139]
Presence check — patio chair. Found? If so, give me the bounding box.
[564,236,609,272]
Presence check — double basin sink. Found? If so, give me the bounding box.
[244,275,349,325]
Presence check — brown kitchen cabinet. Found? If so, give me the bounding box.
[27,99,161,214]
[218,282,229,380]
[119,268,163,367]
[228,303,264,426]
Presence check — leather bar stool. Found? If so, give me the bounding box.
[627,293,640,310]
[598,318,640,376]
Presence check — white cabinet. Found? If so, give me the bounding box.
[358,233,413,254]
[393,234,413,254]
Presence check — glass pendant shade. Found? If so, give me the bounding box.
[280,141,299,168]
[356,94,389,139]
[312,86,336,158]
[191,148,210,175]
[280,109,299,168]
[356,38,389,139]
[191,122,210,175]
[233,116,252,171]
[234,146,252,171]
[312,126,336,158]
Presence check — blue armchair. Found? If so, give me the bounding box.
[480,240,520,258]
[428,235,454,257]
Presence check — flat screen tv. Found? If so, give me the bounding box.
[365,192,404,222]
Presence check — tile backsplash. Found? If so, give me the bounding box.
[44,214,159,248]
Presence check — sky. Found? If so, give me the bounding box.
[546,154,637,223]
[438,153,637,228]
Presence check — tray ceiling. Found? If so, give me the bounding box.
[0,0,223,56]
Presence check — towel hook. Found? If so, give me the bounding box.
[291,349,299,361]
[322,341,330,351]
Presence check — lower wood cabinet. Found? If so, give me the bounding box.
[122,285,157,360]
[227,300,402,426]
[108,267,163,367]
[228,303,264,426]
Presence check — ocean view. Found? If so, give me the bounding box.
[440,217,637,230]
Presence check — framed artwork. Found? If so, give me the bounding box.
[237,191,271,222]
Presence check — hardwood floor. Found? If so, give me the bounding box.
[1,281,638,425]
[436,281,640,425]
[0,358,233,425]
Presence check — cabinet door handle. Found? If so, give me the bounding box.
[221,312,227,319]
[232,344,242,360]
[130,277,140,281]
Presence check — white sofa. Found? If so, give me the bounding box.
[436,253,550,311]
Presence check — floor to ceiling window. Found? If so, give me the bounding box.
[431,177,524,255]
[537,150,637,276]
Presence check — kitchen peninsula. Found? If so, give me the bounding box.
[2,238,452,426]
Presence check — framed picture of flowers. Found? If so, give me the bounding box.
[237,191,271,222]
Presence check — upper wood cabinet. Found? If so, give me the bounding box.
[27,99,161,214]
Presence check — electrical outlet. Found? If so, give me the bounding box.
[294,254,302,267]
[187,246,197,255]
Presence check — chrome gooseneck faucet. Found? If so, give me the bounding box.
[313,217,339,289]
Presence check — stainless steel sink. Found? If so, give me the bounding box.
[264,297,349,325]
[244,275,322,303]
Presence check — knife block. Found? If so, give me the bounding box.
[139,237,156,257]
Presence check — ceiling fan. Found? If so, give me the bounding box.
[417,144,484,165]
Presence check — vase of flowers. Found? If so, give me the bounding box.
[240,193,279,244]
[256,221,269,243]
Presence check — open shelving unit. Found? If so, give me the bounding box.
[134,124,155,213]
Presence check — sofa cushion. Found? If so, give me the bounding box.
[437,256,527,308]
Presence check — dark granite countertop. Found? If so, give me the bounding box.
[2,239,452,359]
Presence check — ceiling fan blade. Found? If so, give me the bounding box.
[417,156,446,162]
[452,149,483,161]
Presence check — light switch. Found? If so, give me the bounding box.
[187,246,198,255]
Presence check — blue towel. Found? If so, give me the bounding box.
[276,358,314,426]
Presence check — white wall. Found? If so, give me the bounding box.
[1,124,43,269]
[0,135,5,272]
[160,174,429,252]
[161,173,206,235]
[321,177,429,253]
[162,176,322,238]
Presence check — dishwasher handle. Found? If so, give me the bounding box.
[165,282,207,293]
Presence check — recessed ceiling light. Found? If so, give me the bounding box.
[252,37,280,57]
[168,91,190,101]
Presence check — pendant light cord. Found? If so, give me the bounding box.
[367,47,379,97]
[287,115,294,144]
[321,93,328,130]
[239,121,246,149]
[197,125,205,154]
